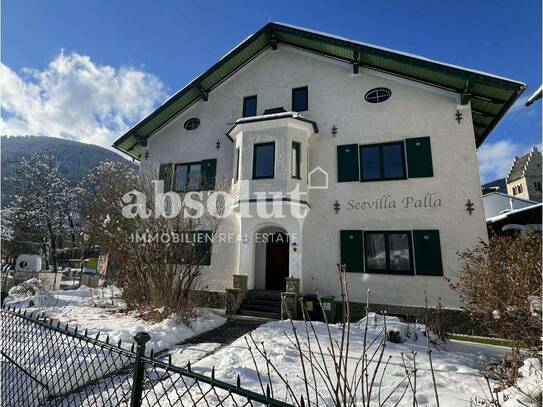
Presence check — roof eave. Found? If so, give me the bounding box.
[112,24,274,153]
[113,22,526,157]
[475,85,526,147]
[113,143,141,162]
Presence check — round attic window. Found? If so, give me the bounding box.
[364,88,391,104]
[184,117,200,130]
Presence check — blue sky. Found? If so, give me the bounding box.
[2,0,541,181]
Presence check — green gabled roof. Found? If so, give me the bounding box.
[113,22,526,160]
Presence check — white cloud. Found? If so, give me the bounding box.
[1,51,166,150]
[478,139,541,183]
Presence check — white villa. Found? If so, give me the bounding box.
[114,23,525,319]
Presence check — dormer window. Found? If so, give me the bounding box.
[243,95,257,117]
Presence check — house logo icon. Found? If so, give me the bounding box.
[308,166,328,189]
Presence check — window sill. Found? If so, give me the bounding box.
[252,176,275,180]
[363,269,414,276]
[360,176,408,183]
[292,176,302,180]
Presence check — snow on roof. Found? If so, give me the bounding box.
[274,22,525,85]
[113,22,525,160]
[163,22,526,112]
[227,111,319,135]
[483,191,538,203]
[235,111,300,123]
[486,202,542,223]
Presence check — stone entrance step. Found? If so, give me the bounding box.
[239,289,282,319]
[238,309,281,319]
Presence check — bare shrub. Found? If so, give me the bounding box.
[425,297,447,343]
[452,233,542,406]
[79,162,226,322]
[245,265,441,406]
[452,233,541,350]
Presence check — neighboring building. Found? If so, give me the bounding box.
[113,23,525,316]
[483,192,539,218]
[506,146,542,202]
[483,192,542,235]
[481,178,506,194]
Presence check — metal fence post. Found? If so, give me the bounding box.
[130,331,151,407]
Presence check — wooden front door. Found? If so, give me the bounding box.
[265,233,289,291]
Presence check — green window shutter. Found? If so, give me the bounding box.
[413,230,443,276]
[406,137,433,178]
[337,144,359,182]
[340,230,363,273]
[158,163,173,192]
[201,159,217,190]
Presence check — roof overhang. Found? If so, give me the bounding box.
[487,203,542,224]
[113,22,526,160]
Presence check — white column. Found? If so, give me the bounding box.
[237,216,255,289]
[288,216,305,282]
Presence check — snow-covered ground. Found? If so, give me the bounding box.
[174,315,535,407]
[497,358,543,407]
[4,282,226,353]
[2,280,227,406]
[3,282,540,406]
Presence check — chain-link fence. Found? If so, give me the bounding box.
[0,306,293,407]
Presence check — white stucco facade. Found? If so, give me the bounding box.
[139,45,488,309]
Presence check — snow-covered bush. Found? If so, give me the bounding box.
[355,312,420,343]
[4,278,56,308]
[472,358,542,407]
[498,358,543,406]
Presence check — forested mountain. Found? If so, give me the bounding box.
[1,136,137,207]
